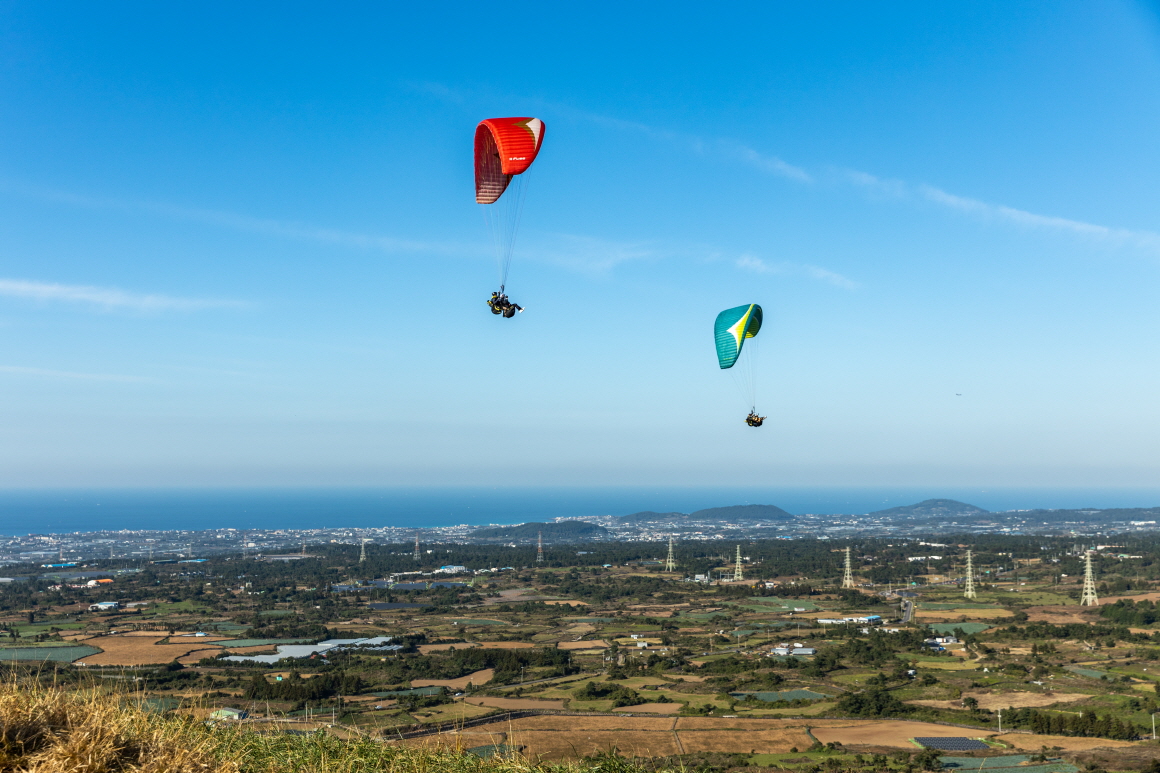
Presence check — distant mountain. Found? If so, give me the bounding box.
[617,504,793,523]
[689,504,794,521]
[470,521,610,541]
[868,499,989,518]
[617,511,687,524]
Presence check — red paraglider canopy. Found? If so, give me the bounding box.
[474,117,546,204]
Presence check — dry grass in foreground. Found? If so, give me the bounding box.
[0,680,626,773]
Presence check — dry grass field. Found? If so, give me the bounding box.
[914,609,1014,620]
[514,730,680,760]
[678,728,811,754]
[810,720,997,748]
[477,642,536,649]
[1025,606,1091,624]
[412,668,495,690]
[909,691,1090,711]
[464,696,567,710]
[418,643,480,654]
[557,640,608,650]
[507,716,675,731]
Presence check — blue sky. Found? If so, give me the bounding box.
[1,2,1159,489]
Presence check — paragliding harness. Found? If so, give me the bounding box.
[487,288,524,318]
[745,411,765,428]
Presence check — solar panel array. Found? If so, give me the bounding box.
[914,738,990,751]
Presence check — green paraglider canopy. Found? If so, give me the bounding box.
[714,304,763,369]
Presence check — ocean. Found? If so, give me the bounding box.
[3,486,1160,536]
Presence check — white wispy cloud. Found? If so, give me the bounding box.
[0,365,149,383]
[736,254,857,289]
[545,101,1160,256]
[917,185,1160,250]
[840,170,1160,254]
[534,234,655,275]
[0,278,240,312]
[719,141,812,182]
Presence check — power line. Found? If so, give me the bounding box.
[964,549,977,599]
[1080,551,1099,606]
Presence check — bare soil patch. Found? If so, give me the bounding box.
[465,696,566,710]
[412,668,495,690]
[478,641,535,649]
[558,640,609,650]
[1025,605,1091,624]
[810,720,996,748]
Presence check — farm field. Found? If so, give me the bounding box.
[8,532,1160,772]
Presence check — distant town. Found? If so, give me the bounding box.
[4,498,1159,567]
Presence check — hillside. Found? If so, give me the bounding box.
[470,521,610,541]
[0,680,602,773]
[618,504,793,523]
[868,498,989,518]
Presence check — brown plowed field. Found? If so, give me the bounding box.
[678,728,811,754]
[442,716,818,760]
[79,634,230,666]
[995,733,1139,750]
[810,720,997,748]
[412,669,494,690]
[478,642,535,649]
[613,703,680,714]
[1025,606,1091,624]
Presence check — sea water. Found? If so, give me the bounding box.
[2,486,1159,536]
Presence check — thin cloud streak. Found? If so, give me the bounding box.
[0,278,240,312]
[736,254,857,289]
[842,170,1160,254]
[555,101,1159,255]
[0,179,458,256]
[0,365,150,383]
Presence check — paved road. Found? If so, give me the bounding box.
[901,599,914,623]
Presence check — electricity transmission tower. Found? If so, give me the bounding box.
[1080,551,1099,606]
[842,547,855,589]
[359,539,369,564]
[666,537,675,573]
[964,549,977,599]
[413,534,421,562]
[537,532,544,563]
[733,545,743,582]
